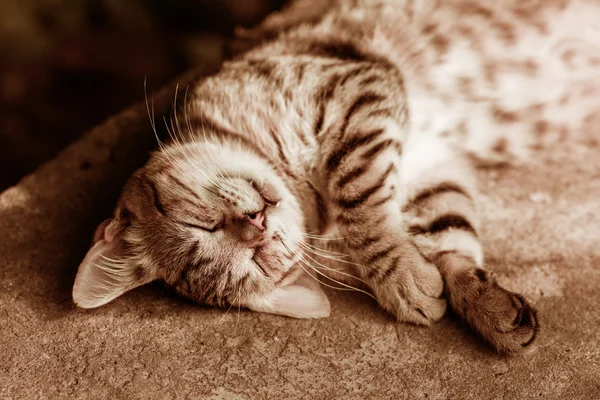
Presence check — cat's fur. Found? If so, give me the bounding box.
[72,0,600,353]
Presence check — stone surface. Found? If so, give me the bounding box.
[1,67,600,399]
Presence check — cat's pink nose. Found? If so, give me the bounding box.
[246,210,265,231]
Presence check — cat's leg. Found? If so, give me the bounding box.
[316,72,447,325]
[399,135,539,353]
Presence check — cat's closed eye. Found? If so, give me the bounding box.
[180,219,224,232]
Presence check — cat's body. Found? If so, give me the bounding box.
[72,0,600,353]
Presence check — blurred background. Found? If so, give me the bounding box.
[0,0,284,191]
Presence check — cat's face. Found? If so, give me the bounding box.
[72,141,330,319]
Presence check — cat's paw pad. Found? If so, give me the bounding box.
[449,267,539,353]
[373,249,447,325]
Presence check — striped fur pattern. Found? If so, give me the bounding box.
[73,0,600,353]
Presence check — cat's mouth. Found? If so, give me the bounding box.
[253,252,299,286]
[251,237,297,283]
[252,244,266,260]
[251,254,269,277]
[252,243,278,275]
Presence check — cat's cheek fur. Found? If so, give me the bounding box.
[247,271,331,319]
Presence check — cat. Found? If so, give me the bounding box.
[72,0,600,353]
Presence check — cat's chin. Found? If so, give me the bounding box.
[251,241,296,284]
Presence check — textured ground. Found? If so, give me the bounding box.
[1,66,599,399]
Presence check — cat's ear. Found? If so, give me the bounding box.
[248,271,331,319]
[72,218,151,309]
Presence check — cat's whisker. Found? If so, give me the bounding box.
[144,78,167,153]
[166,85,200,158]
[163,98,183,147]
[296,257,376,299]
[195,112,235,185]
[294,254,376,298]
[144,83,190,179]
[161,106,228,197]
[172,84,188,144]
[199,117,230,181]
[181,86,220,179]
[294,258,357,292]
[302,233,347,241]
[172,84,197,150]
[174,91,219,185]
[299,245,370,279]
[172,95,232,193]
[165,116,206,172]
[303,230,347,239]
[300,241,350,257]
[143,79,157,135]
[298,247,373,290]
[160,117,200,176]
[222,301,237,320]
[168,141,223,197]
[235,285,242,329]
[299,243,360,266]
[299,242,357,263]
[162,116,181,150]
[221,286,243,323]
[183,86,195,141]
[159,140,223,200]
[267,237,355,298]
[278,238,376,299]
[184,105,216,169]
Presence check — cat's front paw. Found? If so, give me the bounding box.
[439,253,539,353]
[370,245,447,325]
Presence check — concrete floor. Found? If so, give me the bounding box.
[1,67,599,399]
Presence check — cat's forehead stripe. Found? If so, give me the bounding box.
[165,171,203,201]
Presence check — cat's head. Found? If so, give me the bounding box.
[72,140,330,319]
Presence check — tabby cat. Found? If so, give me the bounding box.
[72,0,600,353]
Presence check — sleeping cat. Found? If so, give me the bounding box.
[72,0,600,353]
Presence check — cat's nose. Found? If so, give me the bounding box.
[246,210,265,231]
